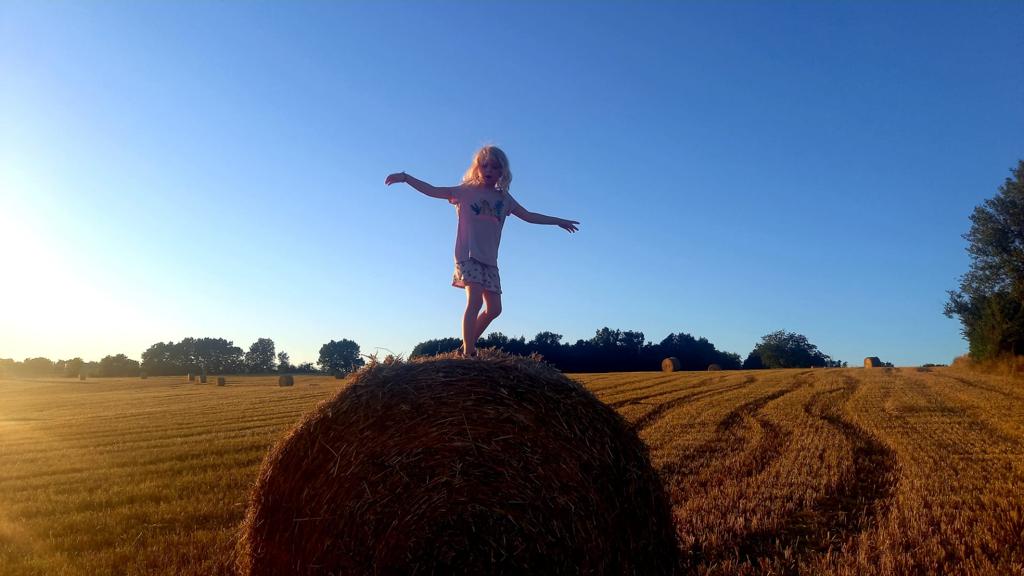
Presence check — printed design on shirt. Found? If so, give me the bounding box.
[470,199,505,222]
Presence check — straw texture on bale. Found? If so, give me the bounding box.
[278,375,294,387]
[238,350,678,576]
[661,357,681,372]
[707,364,722,371]
[864,356,881,368]
[217,377,226,386]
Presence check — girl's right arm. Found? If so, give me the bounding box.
[385,172,459,200]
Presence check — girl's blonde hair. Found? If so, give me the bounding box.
[462,145,512,191]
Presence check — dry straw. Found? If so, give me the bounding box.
[238,350,678,575]
[864,357,881,368]
[217,377,226,386]
[277,375,294,387]
[661,357,681,372]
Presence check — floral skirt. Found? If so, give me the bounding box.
[452,258,502,294]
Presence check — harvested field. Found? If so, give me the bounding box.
[0,367,1022,575]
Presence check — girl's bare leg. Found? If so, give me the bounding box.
[462,284,485,356]
[472,290,503,343]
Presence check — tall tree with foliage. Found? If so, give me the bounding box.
[945,160,1024,359]
[140,337,244,375]
[276,351,292,373]
[748,330,834,369]
[244,338,277,373]
[98,354,141,377]
[318,339,365,376]
[410,338,463,358]
[63,357,86,378]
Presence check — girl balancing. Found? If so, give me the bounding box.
[386,145,579,358]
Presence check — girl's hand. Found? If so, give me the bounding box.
[558,219,580,233]
[384,172,408,186]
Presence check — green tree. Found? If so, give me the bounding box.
[276,351,292,373]
[529,331,563,348]
[63,357,85,378]
[98,354,141,377]
[742,351,764,369]
[244,338,277,373]
[410,338,462,357]
[318,339,365,376]
[655,332,739,371]
[945,160,1024,359]
[20,357,55,376]
[191,337,244,374]
[478,332,528,355]
[749,330,833,369]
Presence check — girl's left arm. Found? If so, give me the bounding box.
[511,204,579,233]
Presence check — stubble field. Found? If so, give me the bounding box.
[1,367,1022,575]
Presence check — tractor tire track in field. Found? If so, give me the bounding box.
[661,375,800,488]
[802,376,897,544]
[630,377,754,433]
[722,374,898,573]
[604,374,729,410]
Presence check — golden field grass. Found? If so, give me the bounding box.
[1,367,1023,575]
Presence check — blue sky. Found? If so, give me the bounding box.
[2,1,1022,367]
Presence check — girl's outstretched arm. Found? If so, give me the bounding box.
[511,204,579,233]
[384,172,459,200]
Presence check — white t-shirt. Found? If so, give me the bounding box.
[449,185,521,267]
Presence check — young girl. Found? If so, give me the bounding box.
[385,145,579,357]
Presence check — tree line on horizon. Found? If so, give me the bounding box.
[1,328,844,379]
[411,328,845,372]
[0,337,365,379]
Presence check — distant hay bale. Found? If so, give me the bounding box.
[864,357,882,368]
[661,357,681,372]
[707,364,722,371]
[187,373,195,382]
[79,373,86,381]
[140,371,148,380]
[238,351,679,575]
[278,375,294,387]
[199,374,207,384]
[217,377,226,386]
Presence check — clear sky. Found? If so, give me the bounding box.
[2,1,1022,367]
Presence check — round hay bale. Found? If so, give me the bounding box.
[140,371,148,380]
[661,357,681,372]
[187,373,195,382]
[707,364,722,371]
[864,356,881,368]
[79,373,86,381]
[238,351,678,575]
[217,377,226,386]
[278,375,294,387]
[199,375,208,384]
